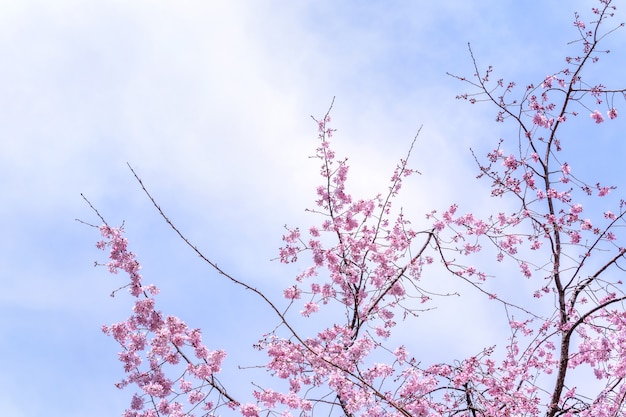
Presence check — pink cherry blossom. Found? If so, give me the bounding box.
[591,109,605,123]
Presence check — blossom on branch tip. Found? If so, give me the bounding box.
[532,113,553,128]
[581,219,593,230]
[591,110,605,123]
[570,203,583,215]
[542,75,556,88]
[283,286,301,300]
[240,404,260,417]
[300,301,319,317]
[569,231,581,244]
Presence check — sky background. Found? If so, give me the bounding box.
[1,1,625,416]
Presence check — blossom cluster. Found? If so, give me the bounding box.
[97,225,232,417]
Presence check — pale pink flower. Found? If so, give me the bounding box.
[188,390,205,404]
[503,154,519,169]
[283,286,301,300]
[130,394,144,410]
[240,404,260,417]
[590,110,604,123]
[375,327,390,338]
[608,108,618,119]
[179,379,192,393]
[542,75,556,88]
[394,346,408,364]
[532,113,553,128]
[570,204,583,214]
[300,301,319,317]
[569,231,581,244]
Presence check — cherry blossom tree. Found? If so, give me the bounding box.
[86,1,626,416]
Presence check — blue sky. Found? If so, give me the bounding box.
[1,1,625,416]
